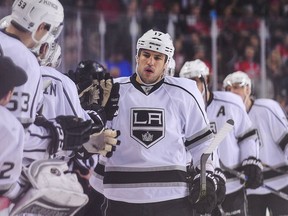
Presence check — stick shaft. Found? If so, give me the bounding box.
[198,119,234,200]
[219,160,288,201]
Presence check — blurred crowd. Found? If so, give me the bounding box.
[1,0,288,111]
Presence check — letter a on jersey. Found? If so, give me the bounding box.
[131,108,165,148]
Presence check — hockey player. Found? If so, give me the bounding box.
[0,0,92,165]
[179,59,263,216]
[66,59,122,216]
[6,40,121,215]
[223,71,288,215]
[38,42,120,159]
[0,55,27,215]
[87,29,218,216]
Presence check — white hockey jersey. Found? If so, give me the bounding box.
[24,66,91,161]
[99,74,214,203]
[0,106,25,199]
[0,31,50,165]
[206,91,259,194]
[40,66,89,120]
[0,31,43,127]
[246,98,288,195]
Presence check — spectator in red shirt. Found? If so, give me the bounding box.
[234,45,261,96]
[234,45,260,79]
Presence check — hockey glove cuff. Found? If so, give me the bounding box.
[35,115,92,156]
[86,105,107,133]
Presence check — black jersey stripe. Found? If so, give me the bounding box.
[279,133,288,151]
[30,77,42,119]
[63,86,77,116]
[23,149,46,153]
[185,129,213,148]
[94,162,105,176]
[238,129,257,143]
[103,169,187,184]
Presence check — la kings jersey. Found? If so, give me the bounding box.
[246,98,288,195]
[207,91,259,194]
[0,30,51,165]
[40,66,89,120]
[24,66,91,161]
[100,74,214,203]
[0,31,43,126]
[0,106,25,199]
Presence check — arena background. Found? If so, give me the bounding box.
[1,0,288,112]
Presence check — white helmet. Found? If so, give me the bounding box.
[223,71,252,88]
[179,59,209,79]
[137,29,175,63]
[165,57,176,76]
[0,15,12,29]
[11,0,64,42]
[39,42,62,68]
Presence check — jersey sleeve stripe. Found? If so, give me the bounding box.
[279,133,288,151]
[185,128,213,149]
[30,77,42,119]
[237,129,257,143]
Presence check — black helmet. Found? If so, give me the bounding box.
[76,60,107,81]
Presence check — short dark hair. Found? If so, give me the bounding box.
[0,56,27,99]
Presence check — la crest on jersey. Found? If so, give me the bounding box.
[131,108,165,148]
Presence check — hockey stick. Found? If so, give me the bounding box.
[197,119,235,202]
[262,162,288,175]
[219,160,288,201]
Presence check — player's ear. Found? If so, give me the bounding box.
[246,86,252,96]
[135,55,139,63]
[1,89,13,105]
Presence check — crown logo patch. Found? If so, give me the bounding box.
[131,108,165,148]
[142,131,153,142]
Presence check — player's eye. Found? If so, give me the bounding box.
[225,87,231,91]
[154,56,162,61]
[142,53,150,58]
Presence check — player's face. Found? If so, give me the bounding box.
[136,49,167,84]
[31,23,50,48]
[225,84,247,101]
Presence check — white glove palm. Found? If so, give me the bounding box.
[76,129,120,159]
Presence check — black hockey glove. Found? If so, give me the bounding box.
[186,164,197,192]
[35,115,92,156]
[66,69,93,97]
[86,105,106,133]
[75,129,121,160]
[189,171,218,214]
[104,82,120,121]
[70,69,120,121]
[69,157,95,194]
[214,168,226,205]
[211,206,222,216]
[241,157,263,189]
